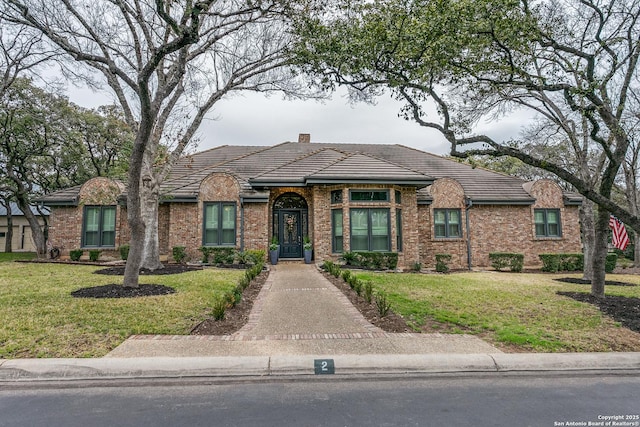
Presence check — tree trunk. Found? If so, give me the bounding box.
[14,197,46,255]
[4,209,13,253]
[635,232,640,267]
[140,180,163,271]
[580,199,595,281]
[591,208,610,298]
[122,130,149,288]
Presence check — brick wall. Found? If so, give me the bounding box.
[48,177,125,258]
[417,178,582,269]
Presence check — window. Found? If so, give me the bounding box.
[350,190,389,202]
[83,206,116,247]
[204,202,236,246]
[396,209,402,252]
[350,208,390,251]
[395,190,402,204]
[331,190,343,204]
[332,209,343,253]
[434,209,461,238]
[535,209,561,237]
[0,232,6,238]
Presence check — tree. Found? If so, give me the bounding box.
[294,0,640,297]
[0,78,133,254]
[2,0,313,287]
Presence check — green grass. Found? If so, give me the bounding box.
[0,263,243,358]
[0,252,37,262]
[354,271,640,352]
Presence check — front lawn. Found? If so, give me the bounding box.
[0,262,243,358]
[355,270,640,352]
[0,252,37,262]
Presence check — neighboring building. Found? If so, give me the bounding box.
[39,135,582,269]
[0,202,48,253]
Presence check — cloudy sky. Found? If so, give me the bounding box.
[67,83,527,156]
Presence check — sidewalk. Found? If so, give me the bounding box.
[1,263,639,382]
[105,263,500,357]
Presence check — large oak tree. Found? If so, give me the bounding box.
[294,0,640,297]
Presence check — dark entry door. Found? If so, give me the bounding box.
[279,210,302,258]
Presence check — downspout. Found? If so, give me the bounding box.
[465,197,473,271]
[240,198,245,252]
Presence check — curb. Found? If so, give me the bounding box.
[1,353,639,382]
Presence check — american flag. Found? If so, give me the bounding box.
[609,215,630,250]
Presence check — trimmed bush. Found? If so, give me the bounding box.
[119,244,130,261]
[339,251,399,270]
[246,249,266,265]
[489,253,524,272]
[199,247,236,264]
[172,246,187,264]
[89,250,100,262]
[341,269,352,282]
[540,253,585,272]
[69,249,83,262]
[363,280,374,304]
[435,254,451,273]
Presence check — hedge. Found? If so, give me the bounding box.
[339,251,399,270]
[537,253,617,273]
[489,252,524,272]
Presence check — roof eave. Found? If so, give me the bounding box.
[305,177,433,188]
[470,199,535,206]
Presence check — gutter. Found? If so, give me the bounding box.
[465,197,473,271]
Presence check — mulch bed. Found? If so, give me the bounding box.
[554,277,637,287]
[321,271,413,333]
[72,264,202,299]
[71,283,176,298]
[191,270,269,335]
[94,264,203,276]
[557,291,640,333]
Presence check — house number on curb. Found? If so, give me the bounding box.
[314,359,335,375]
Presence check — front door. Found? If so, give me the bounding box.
[279,210,302,258]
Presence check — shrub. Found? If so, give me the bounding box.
[489,253,524,272]
[341,270,352,282]
[246,249,266,264]
[236,251,252,265]
[89,250,101,262]
[539,254,560,272]
[232,285,243,306]
[540,253,585,272]
[375,292,392,317]
[172,246,187,264]
[347,274,359,290]
[213,247,236,265]
[412,262,422,272]
[212,298,227,321]
[119,244,130,261]
[363,281,374,304]
[69,249,83,262]
[341,251,357,265]
[435,254,451,273]
[353,277,363,296]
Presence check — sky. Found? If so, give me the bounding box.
[66,83,528,156]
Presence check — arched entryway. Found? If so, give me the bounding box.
[273,192,308,258]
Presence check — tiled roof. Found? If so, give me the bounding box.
[38,140,579,205]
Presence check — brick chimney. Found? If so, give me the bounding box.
[298,133,311,143]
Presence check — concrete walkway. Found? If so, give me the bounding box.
[105,263,500,357]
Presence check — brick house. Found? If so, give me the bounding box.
[39,134,582,269]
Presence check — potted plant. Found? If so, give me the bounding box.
[269,236,279,265]
[303,236,313,264]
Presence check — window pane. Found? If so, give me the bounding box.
[448,210,460,224]
[85,208,100,232]
[351,209,368,235]
[221,229,235,245]
[333,210,343,236]
[435,224,446,238]
[434,210,446,224]
[395,190,401,204]
[548,224,559,236]
[85,231,99,246]
[205,229,219,245]
[334,236,343,253]
[370,209,388,235]
[396,209,402,252]
[331,190,343,204]
[350,190,388,202]
[535,223,546,236]
[371,235,389,251]
[102,231,115,247]
[222,205,235,229]
[547,210,558,224]
[205,204,218,230]
[102,207,116,231]
[448,223,461,237]
[534,210,545,224]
